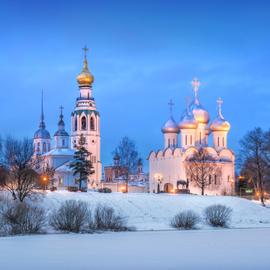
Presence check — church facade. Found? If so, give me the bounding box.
[148,79,235,195]
[33,48,102,189]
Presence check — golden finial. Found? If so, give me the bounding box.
[76,45,94,86]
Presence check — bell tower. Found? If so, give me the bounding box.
[70,47,102,188]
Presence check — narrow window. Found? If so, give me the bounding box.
[62,139,65,146]
[43,142,46,153]
[214,175,217,185]
[74,117,77,131]
[185,135,187,145]
[168,138,170,147]
[37,142,40,152]
[223,137,225,147]
[90,117,95,130]
[190,135,192,145]
[209,175,212,185]
[200,132,202,144]
[173,138,175,146]
[81,116,87,130]
[218,137,220,147]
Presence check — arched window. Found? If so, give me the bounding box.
[218,137,220,147]
[43,142,46,153]
[62,139,65,147]
[173,138,175,147]
[81,116,87,130]
[214,175,217,185]
[222,137,225,147]
[185,135,187,145]
[209,175,212,185]
[90,117,95,130]
[37,142,40,152]
[199,132,202,144]
[74,117,77,131]
[168,138,170,147]
[190,135,192,145]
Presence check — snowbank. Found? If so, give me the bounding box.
[43,191,270,230]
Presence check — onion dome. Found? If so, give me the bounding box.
[179,100,198,130]
[210,98,230,132]
[76,46,94,86]
[189,78,210,124]
[34,91,51,139]
[162,99,179,133]
[54,106,69,137]
[162,117,179,133]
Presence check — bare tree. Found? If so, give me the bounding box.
[185,147,221,195]
[0,137,39,202]
[113,137,140,193]
[238,128,270,206]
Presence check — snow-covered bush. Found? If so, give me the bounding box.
[171,210,200,230]
[49,200,90,233]
[90,205,129,231]
[204,204,232,227]
[0,201,45,235]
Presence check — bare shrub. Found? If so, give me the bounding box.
[91,205,129,231]
[1,201,45,235]
[49,200,90,233]
[204,204,232,227]
[171,210,200,230]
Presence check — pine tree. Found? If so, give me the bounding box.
[69,134,94,190]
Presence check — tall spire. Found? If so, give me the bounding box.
[58,105,65,129]
[39,90,45,129]
[191,78,200,105]
[217,97,225,120]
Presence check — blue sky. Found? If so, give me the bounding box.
[0,0,270,167]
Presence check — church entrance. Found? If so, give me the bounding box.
[164,183,173,193]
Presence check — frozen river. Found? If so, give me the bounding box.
[0,228,269,270]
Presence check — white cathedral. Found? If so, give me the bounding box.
[148,79,235,195]
[33,48,102,189]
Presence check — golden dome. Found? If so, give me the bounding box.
[76,47,94,86]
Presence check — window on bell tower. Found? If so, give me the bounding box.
[81,116,87,130]
[90,117,95,130]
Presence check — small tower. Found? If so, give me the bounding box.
[54,106,69,149]
[33,91,51,156]
[210,98,230,150]
[179,97,198,148]
[71,46,102,188]
[113,152,120,167]
[161,100,179,149]
[137,158,143,174]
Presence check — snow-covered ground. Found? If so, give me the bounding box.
[42,191,270,230]
[1,228,269,270]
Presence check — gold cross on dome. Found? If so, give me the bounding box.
[82,45,88,58]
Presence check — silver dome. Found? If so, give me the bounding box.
[178,108,198,130]
[162,117,179,133]
[34,128,51,139]
[210,98,230,132]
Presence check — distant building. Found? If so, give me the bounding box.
[148,78,235,195]
[103,153,148,188]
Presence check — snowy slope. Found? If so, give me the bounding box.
[44,191,270,230]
